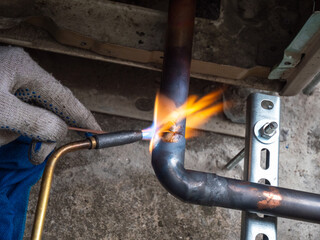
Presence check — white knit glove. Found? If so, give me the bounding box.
[0,46,101,164]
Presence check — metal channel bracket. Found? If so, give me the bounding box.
[241,93,280,240]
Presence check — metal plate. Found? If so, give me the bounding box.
[241,93,280,240]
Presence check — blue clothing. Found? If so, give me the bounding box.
[0,137,46,240]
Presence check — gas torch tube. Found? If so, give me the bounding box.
[31,131,143,240]
[151,0,320,224]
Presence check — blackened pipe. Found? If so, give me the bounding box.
[152,0,320,223]
[152,139,320,223]
[160,0,196,131]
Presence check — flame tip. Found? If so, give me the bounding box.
[145,90,225,153]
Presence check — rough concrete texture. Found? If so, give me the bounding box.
[23,83,320,239]
[112,0,220,20]
[25,49,245,138]
[0,0,314,67]
[5,1,316,237]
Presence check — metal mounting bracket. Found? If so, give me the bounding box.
[241,93,280,240]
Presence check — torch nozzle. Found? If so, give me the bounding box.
[90,130,143,149]
[31,130,143,239]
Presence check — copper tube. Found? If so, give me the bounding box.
[152,0,320,224]
[68,126,107,135]
[160,0,196,110]
[31,140,92,240]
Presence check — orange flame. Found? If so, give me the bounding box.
[143,89,224,152]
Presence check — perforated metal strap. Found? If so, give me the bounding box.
[241,93,280,240]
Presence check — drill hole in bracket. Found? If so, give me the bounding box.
[256,233,269,240]
[258,178,271,185]
[260,148,270,170]
[261,100,274,110]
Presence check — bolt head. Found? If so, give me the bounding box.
[260,122,278,139]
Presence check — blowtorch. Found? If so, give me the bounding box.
[32,130,143,240]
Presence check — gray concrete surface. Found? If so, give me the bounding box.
[26,49,246,138]
[0,0,314,68]
[13,1,318,237]
[1,0,318,238]
[23,83,320,239]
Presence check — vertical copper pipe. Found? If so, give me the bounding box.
[160,0,196,134]
[152,0,320,224]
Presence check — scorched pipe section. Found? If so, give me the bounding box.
[160,0,195,114]
[152,0,320,223]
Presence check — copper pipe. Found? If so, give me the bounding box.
[152,0,320,224]
[161,0,196,111]
[31,140,93,240]
[67,126,107,135]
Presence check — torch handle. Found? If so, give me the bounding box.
[91,131,143,149]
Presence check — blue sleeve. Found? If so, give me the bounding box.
[0,136,47,240]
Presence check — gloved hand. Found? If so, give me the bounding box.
[0,46,101,240]
[0,46,101,164]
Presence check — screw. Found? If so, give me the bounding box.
[224,148,245,170]
[260,122,278,139]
